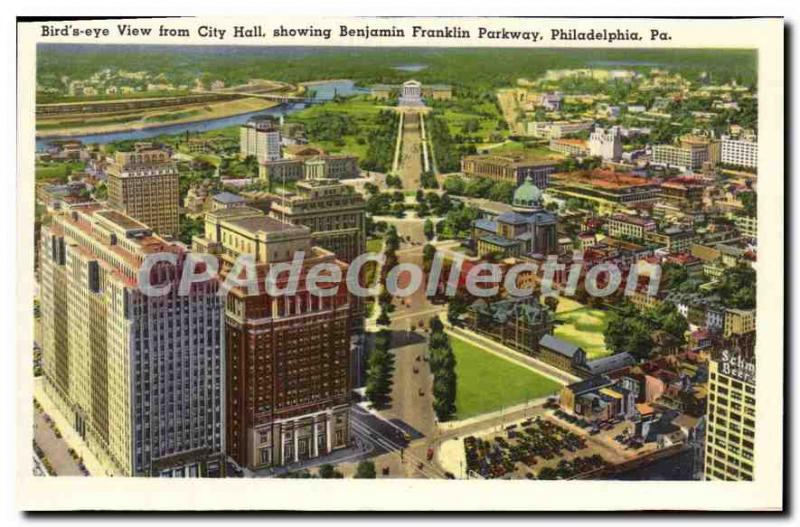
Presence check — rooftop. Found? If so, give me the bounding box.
[566,375,614,395]
[584,352,636,375]
[463,153,561,168]
[539,334,583,359]
[94,209,150,231]
[228,214,305,235]
[212,191,246,204]
[551,170,656,190]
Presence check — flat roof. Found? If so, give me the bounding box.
[95,209,149,231]
[227,215,305,235]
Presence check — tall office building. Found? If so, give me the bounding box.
[39,204,225,477]
[106,144,180,237]
[193,206,352,470]
[240,115,282,163]
[269,179,367,384]
[704,338,756,481]
[269,179,366,264]
[588,126,622,161]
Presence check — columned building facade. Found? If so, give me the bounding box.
[193,206,352,470]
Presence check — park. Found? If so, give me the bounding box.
[450,335,562,420]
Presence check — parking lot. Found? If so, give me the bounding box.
[463,416,608,479]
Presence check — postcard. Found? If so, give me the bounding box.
[16,15,783,511]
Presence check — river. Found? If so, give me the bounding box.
[35,79,367,151]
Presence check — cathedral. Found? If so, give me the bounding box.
[472,176,558,258]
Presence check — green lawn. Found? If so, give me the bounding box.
[35,161,86,181]
[487,141,565,160]
[553,304,611,360]
[450,336,561,420]
[286,95,384,159]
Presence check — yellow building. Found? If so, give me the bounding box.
[724,308,756,337]
[704,351,756,481]
[269,179,365,264]
[39,204,225,476]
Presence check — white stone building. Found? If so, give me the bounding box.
[721,136,758,169]
[589,126,623,161]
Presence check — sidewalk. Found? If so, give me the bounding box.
[33,378,117,476]
[245,441,374,478]
[34,408,83,476]
[437,396,550,432]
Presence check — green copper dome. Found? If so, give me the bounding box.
[513,176,542,209]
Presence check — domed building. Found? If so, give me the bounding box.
[472,176,558,258]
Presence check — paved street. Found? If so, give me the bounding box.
[398,112,423,189]
[34,406,83,476]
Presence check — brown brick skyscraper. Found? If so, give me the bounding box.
[193,206,352,470]
[107,143,180,237]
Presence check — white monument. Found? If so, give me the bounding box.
[398,80,424,107]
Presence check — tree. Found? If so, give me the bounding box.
[544,296,560,313]
[423,219,435,241]
[661,262,689,291]
[538,467,558,480]
[385,225,400,252]
[178,215,204,246]
[422,244,437,274]
[417,201,430,217]
[740,191,757,217]
[318,464,343,479]
[376,307,391,327]
[443,175,466,195]
[354,460,377,479]
[365,330,393,406]
[432,368,457,421]
[447,291,470,326]
[243,155,259,181]
[429,319,457,421]
[714,264,756,309]
[604,302,655,361]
